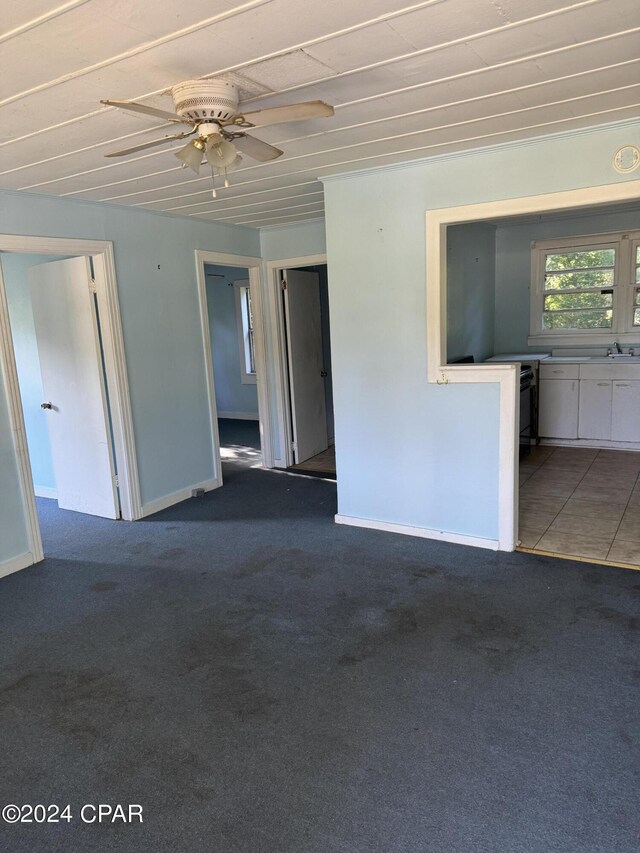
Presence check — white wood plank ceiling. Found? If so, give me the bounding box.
[1,0,638,228]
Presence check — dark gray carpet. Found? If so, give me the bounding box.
[217,417,261,451]
[1,450,639,853]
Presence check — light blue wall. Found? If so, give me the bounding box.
[205,263,258,419]
[323,120,639,541]
[446,223,496,364]
[0,189,260,565]
[260,219,326,260]
[2,253,66,494]
[494,207,640,354]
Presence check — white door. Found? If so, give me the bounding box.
[29,257,120,518]
[283,269,328,464]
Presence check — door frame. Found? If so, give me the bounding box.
[194,251,268,470]
[425,178,640,551]
[265,254,327,469]
[0,235,141,568]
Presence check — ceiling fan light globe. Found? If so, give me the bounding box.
[205,138,237,168]
[226,154,243,174]
[174,140,203,173]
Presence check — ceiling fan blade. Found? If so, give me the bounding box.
[233,134,283,162]
[101,99,190,124]
[238,100,334,127]
[104,132,194,157]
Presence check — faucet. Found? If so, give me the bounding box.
[613,341,622,354]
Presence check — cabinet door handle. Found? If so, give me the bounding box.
[597,382,609,386]
[616,383,630,387]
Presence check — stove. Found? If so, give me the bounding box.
[484,354,551,457]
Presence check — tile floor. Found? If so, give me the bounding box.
[519,445,640,566]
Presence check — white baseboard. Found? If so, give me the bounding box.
[34,486,58,499]
[335,514,500,551]
[140,477,221,518]
[0,551,35,580]
[217,411,259,421]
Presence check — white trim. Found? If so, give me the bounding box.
[259,217,326,234]
[0,552,35,580]
[0,261,43,565]
[529,332,640,347]
[140,477,220,518]
[217,411,259,421]
[34,486,58,499]
[335,514,499,551]
[320,117,640,184]
[0,235,140,535]
[264,253,328,469]
[91,248,141,519]
[195,250,271,471]
[426,178,640,552]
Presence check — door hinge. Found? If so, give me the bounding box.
[88,278,97,294]
[113,475,119,488]
[280,279,287,291]
[291,441,297,452]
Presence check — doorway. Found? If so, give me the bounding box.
[2,252,121,546]
[0,235,139,577]
[427,177,640,552]
[204,262,262,468]
[280,264,335,479]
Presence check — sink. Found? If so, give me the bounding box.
[544,356,640,363]
[588,356,640,363]
[544,356,591,362]
[608,354,640,360]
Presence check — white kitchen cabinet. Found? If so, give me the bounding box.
[611,381,640,442]
[539,379,579,439]
[578,380,612,440]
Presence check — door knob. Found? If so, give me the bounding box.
[41,402,53,409]
[320,371,328,378]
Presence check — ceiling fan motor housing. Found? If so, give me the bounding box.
[171,79,240,122]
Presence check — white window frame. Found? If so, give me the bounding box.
[234,280,256,384]
[529,229,640,346]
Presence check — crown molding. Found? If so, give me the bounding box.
[319,117,640,185]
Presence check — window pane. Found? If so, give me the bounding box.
[545,269,614,290]
[635,307,640,326]
[636,245,640,264]
[544,291,612,310]
[545,249,615,271]
[543,309,612,329]
[245,289,254,329]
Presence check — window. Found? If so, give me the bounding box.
[530,230,640,343]
[234,281,256,384]
[634,244,640,327]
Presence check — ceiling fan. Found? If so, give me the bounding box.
[101,77,334,196]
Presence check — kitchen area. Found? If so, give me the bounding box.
[445,201,640,568]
